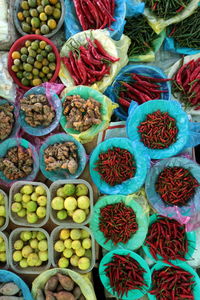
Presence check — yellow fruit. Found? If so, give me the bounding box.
[49,0,58,4]
[39,12,47,21]
[32,78,42,86]
[17,12,25,21]
[12,51,21,59]
[44,5,53,15]
[35,29,41,34]
[59,229,70,240]
[47,19,57,30]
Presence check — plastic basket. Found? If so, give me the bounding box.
[0,189,9,231]
[51,224,95,274]
[8,34,61,91]
[0,232,9,270]
[13,0,65,38]
[99,249,151,300]
[9,181,50,227]
[49,179,93,226]
[9,227,51,274]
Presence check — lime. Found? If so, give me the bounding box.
[39,71,45,78]
[28,0,37,7]
[42,0,49,5]
[36,54,43,62]
[44,5,53,15]
[37,48,42,53]
[24,72,33,80]
[42,58,48,66]
[39,12,47,21]
[39,40,47,49]
[31,17,40,28]
[32,78,42,86]
[25,40,31,47]
[27,56,35,64]
[37,0,42,4]
[24,63,33,72]
[17,12,25,21]
[42,66,49,74]
[19,64,24,70]
[29,49,37,57]
[14,59,21,66]
[49,0,58,4]
[32,68,39,76]
[11,65,19,72]
[55,2,61,9]
[23,10,30,18]
[21,78,30,86]
[49,62,56,71]
[35,29,41,35]
[12,51,21,59]
[21,1,29,10]
[41,50,47,57]
[47,52,55,62]
[42,77,48,83]
[34,61,42,69]
[20,47,28,55]
[31,41,39,50]
[17,71,23,79]
[30,8,39,17]
[22,22,31,33]
[40,24,50,35]
[26,17,32,24]
[45,44,52,52]
[53,8,61,19]
[37,5,44,13]
[47,19,57,30]
[47,73,53,80]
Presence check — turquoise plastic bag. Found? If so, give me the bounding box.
[105,64,171,121]
[125,0,145,17]
[90,195,149,251]
[0,138,39,186]
[145,157,200,223]
[99,249,151,300]
[39,133,87,181]
[127,100,200,159]
[64,0,126,40]
[89,137,150,195]
[19,85,63,137]
[148,261,200,300]
[142,214,196,262]
[0,270,33,300]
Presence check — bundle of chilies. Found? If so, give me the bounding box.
[61,38,119,86]
[156,166,199,206]
[73,0,116,30]
[116,73,170,110]
[173,58,200,110]
[150,265,195,299]
[145,216,188,260]
[99,202,138,245]
[104,253,146,297]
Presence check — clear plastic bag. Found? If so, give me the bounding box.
[0,53,16,101]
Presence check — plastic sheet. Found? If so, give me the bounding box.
[125,0,145,17]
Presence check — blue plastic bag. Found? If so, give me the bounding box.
[125,0,145,17]
[105,65,171,121]
[39,133,87,181]
[19,85,62,137]
[64,0,126,40]
[145,157,200,223]
[0,270,33,300]
[89,137,150,195]
[126,99,200,159]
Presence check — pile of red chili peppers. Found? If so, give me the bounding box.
[156,167,199,206]
[73,0,116,30]
[138,110,178,149]
[95,147,136,186]
[150,266,195,299]
[61,38,119,86]
[173,58,200,110]
[99,202,138,245]
[145,216,188,260]
[104,253,146,297]
[117,73,170,110]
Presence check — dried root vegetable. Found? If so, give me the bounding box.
[0,146,33,180]
[63,95,102,132]
[44,142,78,174]
[0,281,23,298]
[0,102,15,141]
[20,94,55,127]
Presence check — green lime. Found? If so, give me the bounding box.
[30,8,39,17]
[41,0,49,5]
[42,58,48,66]
[25,40,31,47]
[17,71,23,79]
[11,65,19,72]
[22,22,31,33]
[21,1,29,10]
[24,72,33,80]
[45,44,52,52]
[27,56,35,64]
[24,63,33,72]
[37,48,42,54]
[32,68,39,75]
[23,71,27,77]
[39,40,47,49]
[21,54,28,62]
[21,77,30,86]
[34,61,42,69]
[49,62,56,71]
[42,77,48,83]
[31,41,39,50]
[36,54,43,62]
[23,10,30,18]
[37,5,44,13]
[55,2,61,9]
[39,71,45,78]
[19,64,24,70]
[53,8,61,19]
[28,0,37,7]
[40,24,50,35]
[32,78,42,86]
[26,17,32,24]
[47,52,55,62]
[21,47,28,55]
[41,50,47,57]
[47,72,53,79]
[44,5,53,15]
[31,17,40,28]
[42,66,49,74]
[28,49,37,57]
[14,59,21,66]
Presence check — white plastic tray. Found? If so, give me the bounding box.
[0,189,9,231]
[0,231,9,269]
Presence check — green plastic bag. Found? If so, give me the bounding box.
[141,0,199,34]
[60,86,118,144]
[32,268,97,300]
[59,29,131,93]
[90,194,149,251]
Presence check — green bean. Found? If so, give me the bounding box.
[124,15,157,56]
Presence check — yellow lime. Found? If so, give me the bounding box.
[44,5,53,15]
[11,65,19,72]
[53,8,61,19]
[17,12,25,21]
[39,12,47,21]
[34,61,42,69]
[42,58,48,66]
[12,51,21,59]
[30,8,39,17]
[32,78,42,86]
[49,0,58,4]
[21,1,29,10]
[47,19,57,30]
[39,40,47,49]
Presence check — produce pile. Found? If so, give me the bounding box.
[1,0,200,300]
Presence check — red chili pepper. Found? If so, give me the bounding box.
[73,0,88,30]
[93,39,120,62]
[118,97,130,108]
